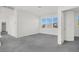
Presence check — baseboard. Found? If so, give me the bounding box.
[39,32,58,36]
[17,32,39,38]
[64,39,74,42]
[75,36,79,37]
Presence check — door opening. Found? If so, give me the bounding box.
[1,22,8,35]
[64,11,74,42]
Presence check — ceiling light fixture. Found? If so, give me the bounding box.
[38,6,42,8]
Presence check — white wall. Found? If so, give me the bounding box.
[40,14,58,35]
[74,11,79,37]
[0,7,17,37]
[17,9,39,38]
[40,28,58,35]
[6,8,17,37]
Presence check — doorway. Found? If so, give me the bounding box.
[73,8,79,40]
[1,22,8,35]
[63,7,79,43]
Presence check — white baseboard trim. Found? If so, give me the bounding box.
[75,36,79,37]
[17,32,39,38]
[40,32,58,36]
[64,39,74,41]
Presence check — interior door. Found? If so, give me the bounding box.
[64,11,74,41]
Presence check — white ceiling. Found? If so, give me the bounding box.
[14,6,58,16]
[72,7,79,12]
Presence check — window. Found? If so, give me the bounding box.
[41,16,58,29]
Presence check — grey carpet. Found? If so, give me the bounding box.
[0,33,79,52]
